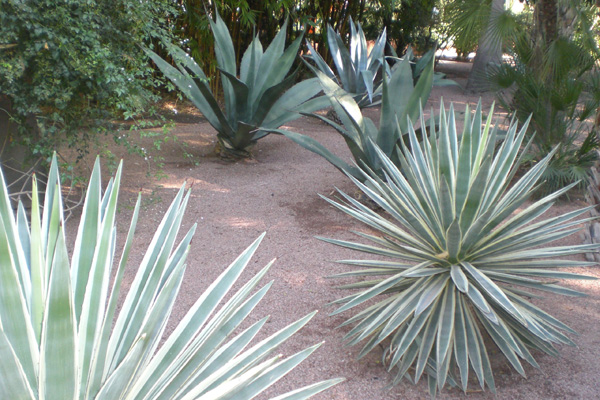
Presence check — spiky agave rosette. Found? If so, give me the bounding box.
[0,155,341,399]
[321,102,599,396]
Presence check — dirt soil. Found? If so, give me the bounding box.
[67,61,600,399]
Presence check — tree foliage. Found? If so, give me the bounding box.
[0,0,178,161]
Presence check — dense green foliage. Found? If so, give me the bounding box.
[0,0,177,161]
[0,155,341,399]
[362,0,439,53]
[491,33,600,195]
[149,13,328,157]
[485,1,600,195]
[322,103,598,396]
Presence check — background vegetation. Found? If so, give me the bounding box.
[2,0,599,187]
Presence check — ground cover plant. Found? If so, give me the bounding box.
[321,102,599,396]
[0,155,341,399]
[147,13,327,158]
[269,51,434,181]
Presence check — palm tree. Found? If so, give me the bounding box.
[465,0,505,92]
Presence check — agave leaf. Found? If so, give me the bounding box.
[0,212,38,389]
[380,58,414,138]
[250,71,298,126]
[171,318,269,398]
[130,233,268,396]
[415,275,449,316]
[450,264,469,293]
[257,32,304,99]
[327,24,356,92]
[159,289,273,398]
[253,19,295,99]
[240,35,262,87]
[77,162,123,391]
[304,41,336,80]
[227,344,325,400]
[40,227,77,400]
[219,69,251,125]
[401,53,434,133]
[262,78,327,128]
[461,262,526,324]
[143,274,274,398]
[71,157,102,321]
[452,294,469,391]
[436,285,456,386]
[85,194,143,398]
[106,186,190,369]
[355,282,424,351]
[95,334,148,400]
[0,328,35,399]
[209,12,237,117]
[360,70,375,103]
[28,176,45,341]
[388,295,437,368]
[269,379,346,400]
[185,312,319,399]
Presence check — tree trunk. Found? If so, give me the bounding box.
[465,0,505,93]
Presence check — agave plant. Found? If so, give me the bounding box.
[321,102,598,396]
[305,17,387,107]
[269,51,435,181]
[0,154,341,399]
[147,13,327,158]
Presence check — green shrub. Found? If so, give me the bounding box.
[490,33,600,196]
[0,0,177,162]
[0,155,341,399]
[321,102,598,396]
[147,13,328,158]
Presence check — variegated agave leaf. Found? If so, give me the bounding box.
[146,13,328,158]
[322,102,598,396]
[0,154,342,399]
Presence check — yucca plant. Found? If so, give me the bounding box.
[321,102,598,396]
[147,13,328,158]
[305,17,387,107]
[0,154,341,399]
[269,51,435,181]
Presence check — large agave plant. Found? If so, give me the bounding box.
[269,52,435,181]
[0,155,341,399]
[305,17,387,107]
[321,102,598,396]
[147,13,327,158]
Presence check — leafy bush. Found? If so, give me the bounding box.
[305,18,388,107]
[0,0,176,161]
[269,52,435,181]
[0,155,341,399]
[321,102,598,396]
[147,13,328,158]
